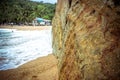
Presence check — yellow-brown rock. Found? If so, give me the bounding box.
[52,0,120,80]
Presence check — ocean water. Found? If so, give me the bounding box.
[0,27,52,70]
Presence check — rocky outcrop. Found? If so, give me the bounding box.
[52,0,120,80]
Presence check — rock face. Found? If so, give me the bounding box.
[52,0,120,80]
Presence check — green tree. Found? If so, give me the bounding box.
[0,0,56,24]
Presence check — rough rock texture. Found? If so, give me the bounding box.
[52,0,120,80]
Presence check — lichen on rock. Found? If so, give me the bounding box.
[52,0,120,80]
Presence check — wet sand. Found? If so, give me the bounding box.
[0,26,58,80]
[0,54,58,80]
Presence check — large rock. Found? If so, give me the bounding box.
[52,0,120,80]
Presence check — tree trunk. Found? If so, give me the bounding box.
[52,0,120,80]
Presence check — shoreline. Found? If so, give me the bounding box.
[0,26,57,80]
[0,54,58,80]
[0,25,53,70]
[0,25,52,31]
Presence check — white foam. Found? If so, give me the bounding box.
[0,27,52,70]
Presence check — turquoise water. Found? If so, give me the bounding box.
[0,28,52,70]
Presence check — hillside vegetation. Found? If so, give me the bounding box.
[0,0,56,24]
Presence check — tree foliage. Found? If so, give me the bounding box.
[0,0,56,24]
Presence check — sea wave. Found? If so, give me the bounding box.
[0,28,52,70]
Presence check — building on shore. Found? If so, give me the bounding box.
[32,17,51,26]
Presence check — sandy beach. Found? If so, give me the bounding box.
[0,54,58,80]
[0,26,58,80]
[0,25,52,31]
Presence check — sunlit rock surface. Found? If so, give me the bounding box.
[52,0,120,80]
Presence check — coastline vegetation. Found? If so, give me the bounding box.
[0,0,56,24]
